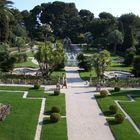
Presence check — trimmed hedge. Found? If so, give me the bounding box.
[51,106,61,113]
[50,113,61,122]
[100,90,108,97]
[114,87,121,92]
[115,114,124,123]
[109,105,118,114]
[34,84,40,89]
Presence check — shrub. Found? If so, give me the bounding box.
[54,89,60,96]
[124,47,136,66]
[132,56,140,77]
[109,105,118,114]
[13,52,27,63]
[100,90,108,97]
[114,87,121,92]
[50,113,61,122]
[51,106,61,113]
[115,114,124,123]
[77,53,92,72]
[34,84,40,89]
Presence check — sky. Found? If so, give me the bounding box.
[12,0,140,17]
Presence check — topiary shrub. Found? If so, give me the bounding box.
[34,84,40,89]
[100,90,108,97]
[114,87,121,92]
[50,113,61,123]
[54,89,60,96]
[51,106,61,113]
[109,105,118,114]
[115,114,124,124]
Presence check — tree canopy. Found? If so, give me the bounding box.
[34,41,64,79]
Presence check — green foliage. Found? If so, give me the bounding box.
[96,90,140,140]
[0,0,13,42]
[84,32,93,45]
[124,47,136,66]
[78,61,92,72]
[114,87,121,92]
[100,90,108,97]
[108,30,123,53]
[109,105,118,114]
[34,41,64,79]
[77,53,92,71]
[92,50,111,78]
[115,113,124,124]
[50,113,61,123]
[76,33,85,43]
[12,52,27,63]
[0,43,9,51]
[79,9,94,32]
[0,51,15,72]
[54,58,65,71]
[15,37,26,52]
[99,12,114,20]
[132,55,140,77]
[51,106,61,113]
[34,84,40,89]
[54,90,60,96]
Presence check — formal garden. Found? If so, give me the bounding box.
[0,85,67,140]
[96,88,140,140]
[0,0,140,140]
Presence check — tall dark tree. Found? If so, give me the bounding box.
[108,30,123,53]
[0,0,14,42]
[132,56,140,77]
[119,13,140,51]
[99,12,114,20]
[79,9,94,32]
[40,2,79,38]
[123,27,135,50]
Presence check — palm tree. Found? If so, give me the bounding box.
[0,0,14,42]
[92,50,111,80]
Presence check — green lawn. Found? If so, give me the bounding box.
[51,70,65,77]
[81,45,97,56]
[96,90,140,140]
[0,91,41,140]
[0,86,67,140]
[41,118,67,140]
[120,93,140,129]
[110,56,132,72]
[45,94,66,116]
[108,119,140,140]
[26,51,35,57]
[15,57,39,68]
[28,90,66,116]
[78,70,96,81]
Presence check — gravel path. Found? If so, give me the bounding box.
[62,66,115,140]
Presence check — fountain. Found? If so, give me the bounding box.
[13,67,39,75]
[65,52,79,66]
[104,71,134,79]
